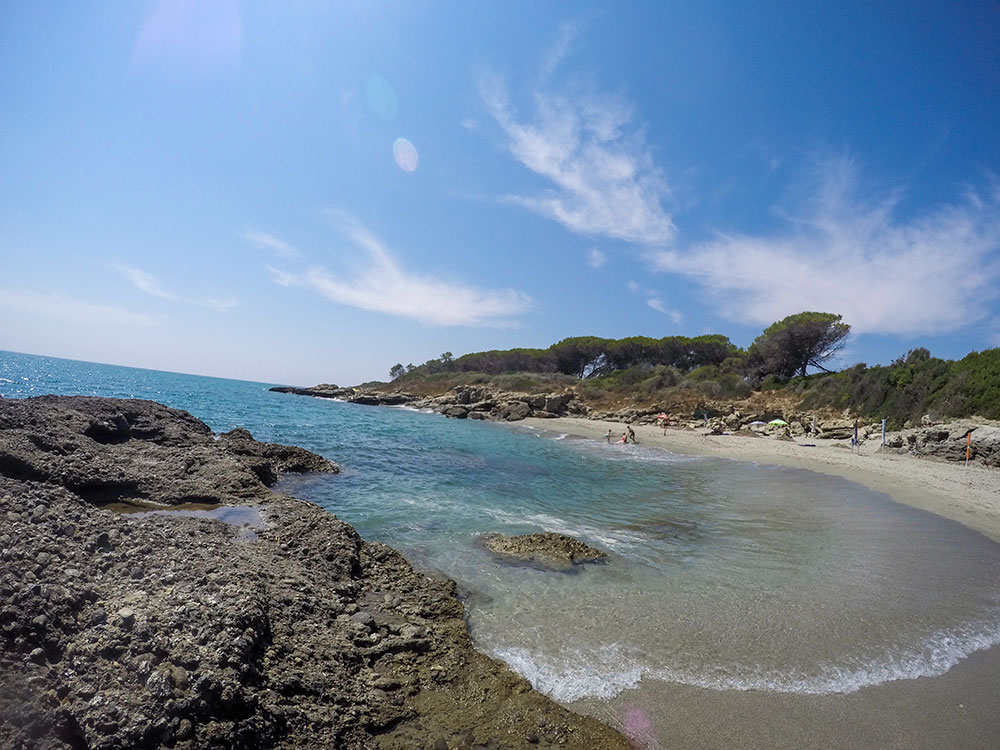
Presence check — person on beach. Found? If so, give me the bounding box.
[619,432,628,444]
[627,425,636,444]
[606,428,613,444]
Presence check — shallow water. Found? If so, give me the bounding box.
[6,349,1000,736]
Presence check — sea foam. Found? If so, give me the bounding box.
[487,609,1000,700]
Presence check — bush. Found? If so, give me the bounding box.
[942,349,1000,420]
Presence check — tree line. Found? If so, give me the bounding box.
[385,310,999,426]
[391,311,850,384]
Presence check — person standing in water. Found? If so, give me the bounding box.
[606,428,613,443]
[627,425,636,444]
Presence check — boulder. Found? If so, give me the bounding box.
[543,394,572,414]
[498,401,531,422]
[817,419,855,440]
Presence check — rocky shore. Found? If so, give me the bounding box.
[0,396,629,750]
[271,384,1000,469]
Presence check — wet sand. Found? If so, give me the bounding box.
[522,416,1000,749]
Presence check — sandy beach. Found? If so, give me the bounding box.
[521,415,1000,749]
[524,416,1000,543]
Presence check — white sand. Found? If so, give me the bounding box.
[523,416,1000,543]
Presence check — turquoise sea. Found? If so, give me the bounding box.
[5,349,1000,746]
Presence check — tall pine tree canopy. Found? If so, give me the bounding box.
[749,312,851,379]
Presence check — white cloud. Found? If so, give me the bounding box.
[627,281,683,322]
[539,21,580,82]
[114,266,177,301]
[645,297,683,323]
[479,64,674,245]
[244,230,301,258]
[586,248,607,268]
[0,288,161,327]
[112,265,238,311]
[269,212,533,326]
[650,159,1000,336]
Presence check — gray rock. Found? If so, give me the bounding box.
[543,394,572,414]
[0,394,629,750]
[479,532,609,572]
[498,401,531,422]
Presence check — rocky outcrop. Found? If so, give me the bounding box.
[271,383,588,424]
[0,396,628,750]
[882,421,1000,467]
[0,397,339,508]
[269,385,414,407]
[479,532,609,572]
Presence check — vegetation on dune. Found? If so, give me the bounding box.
[796,346,1000,427]
[383,312,999,426]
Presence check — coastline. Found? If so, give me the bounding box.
[522,416,1000,544]
[0,396,630,750]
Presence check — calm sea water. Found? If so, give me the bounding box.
[5,349,1000,726]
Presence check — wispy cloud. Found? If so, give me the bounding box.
[628,281,682,322]
[586,247,607,268]
[649,157,1000,335]
[268,211,533,326]
[646,297,683,323]
[0,288,161,327]
[479,42,674,245]
[111,265,238,311]
[244,230,301,258]
[539,21,580,82]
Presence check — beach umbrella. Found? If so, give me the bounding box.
[768,418,789,426]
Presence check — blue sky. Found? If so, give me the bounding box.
[2,1,998,386]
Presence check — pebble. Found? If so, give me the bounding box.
[117,607,136,629]
[176,718,194,741]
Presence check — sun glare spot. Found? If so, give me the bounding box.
[393,138,419,172]
[366,75,399,121]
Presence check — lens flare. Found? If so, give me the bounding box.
[393,138,419,172]
[366,74,398,121]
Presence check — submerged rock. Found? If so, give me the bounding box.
[480,532,609,572]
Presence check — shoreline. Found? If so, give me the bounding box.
[522,416,1000,544]
[0,396,630,750]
